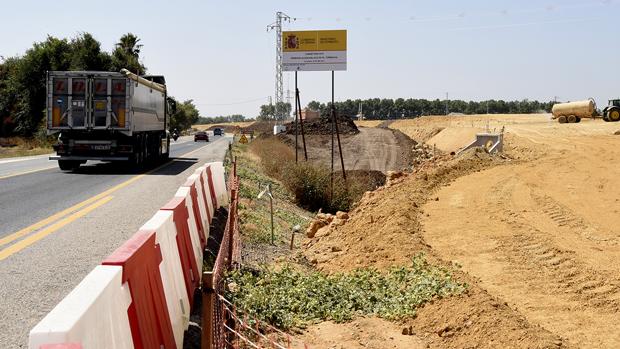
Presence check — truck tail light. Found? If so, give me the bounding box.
[52,107,61,127]
[117,108,125,128]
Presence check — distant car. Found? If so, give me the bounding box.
[213,128,224,136]
[194,131,209,142]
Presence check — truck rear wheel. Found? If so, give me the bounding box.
[558,115,567,124]
[58,160,80,171]
[576,117,581,123]
[567,115,577,123]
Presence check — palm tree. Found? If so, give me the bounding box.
[116,33,142,58]
[112,33,145,74]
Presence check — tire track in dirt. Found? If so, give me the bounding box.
[423,161,620,348]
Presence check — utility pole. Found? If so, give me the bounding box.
[267,12,293,121]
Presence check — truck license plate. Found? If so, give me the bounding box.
[91,145,110,150]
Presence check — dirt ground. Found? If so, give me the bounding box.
[418,115,620,348]
[283,127,414,173]
[297,114,620,348]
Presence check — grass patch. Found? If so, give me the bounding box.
[226,255,466,330]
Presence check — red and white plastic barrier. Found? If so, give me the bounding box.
[183,173,210,245]
[29,161,228,349]
[138,210,190,348]
[29,265,134,349]
[194,166,215,220]
[205,162,228,209]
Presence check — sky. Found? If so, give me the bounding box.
[0,0,618,117]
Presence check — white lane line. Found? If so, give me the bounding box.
[0,154,54,164]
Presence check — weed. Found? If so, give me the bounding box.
[225,254,466,330]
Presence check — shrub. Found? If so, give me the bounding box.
[250,136,385,213]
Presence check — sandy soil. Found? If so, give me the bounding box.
[354,120,384,128]
[301,148,565,348]
[297,114,619,348]
[418,115,620,348]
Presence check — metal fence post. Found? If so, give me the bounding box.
[202,272,215,349]
[227,187,236,268]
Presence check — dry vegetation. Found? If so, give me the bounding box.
[0,137,52,159]
[193,121,255,131]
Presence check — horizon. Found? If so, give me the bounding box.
[1,0,617,118]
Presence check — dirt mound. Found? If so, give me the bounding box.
[299,153,567,348]
[302,153,503,272]
[205,124,242,133]
[285,116,359,135]
[614,130,620,135]
[242,121,274,135]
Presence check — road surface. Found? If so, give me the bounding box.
[0,133,231,348]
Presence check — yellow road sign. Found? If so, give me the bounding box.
[239,134,248,144]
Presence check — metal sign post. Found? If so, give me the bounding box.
[295,71,308,161]
[257,184,275,245]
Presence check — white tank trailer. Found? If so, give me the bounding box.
[46,69,176,170]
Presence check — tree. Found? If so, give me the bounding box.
[258,104,275,121]
[170,99,200,131]
[111,33,146,74]
[0,33,149,136]
[70,33,112,71]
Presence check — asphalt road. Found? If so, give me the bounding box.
[0,133,231,348]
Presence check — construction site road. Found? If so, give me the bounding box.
[0,134,231,348]
[409,116,620,348]
[286,127,413,173]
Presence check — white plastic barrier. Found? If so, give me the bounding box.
[184,173,210,241]
[194,166,215,217]
[206,161,228,207]
[139,211,189,349]
[173,186,203,275]
[29,266,134,349]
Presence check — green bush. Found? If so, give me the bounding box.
[225,255,466,330]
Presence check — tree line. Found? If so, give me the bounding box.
[305,98,555,120]
[0,33,198,137]
[196,114,251,124]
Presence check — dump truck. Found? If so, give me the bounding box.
[551,98,620,124]
[47,69,176,170]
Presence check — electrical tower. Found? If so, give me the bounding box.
[267,12,293,121]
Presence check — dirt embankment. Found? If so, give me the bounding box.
[299,145,567,348]
[289,115,620,348]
